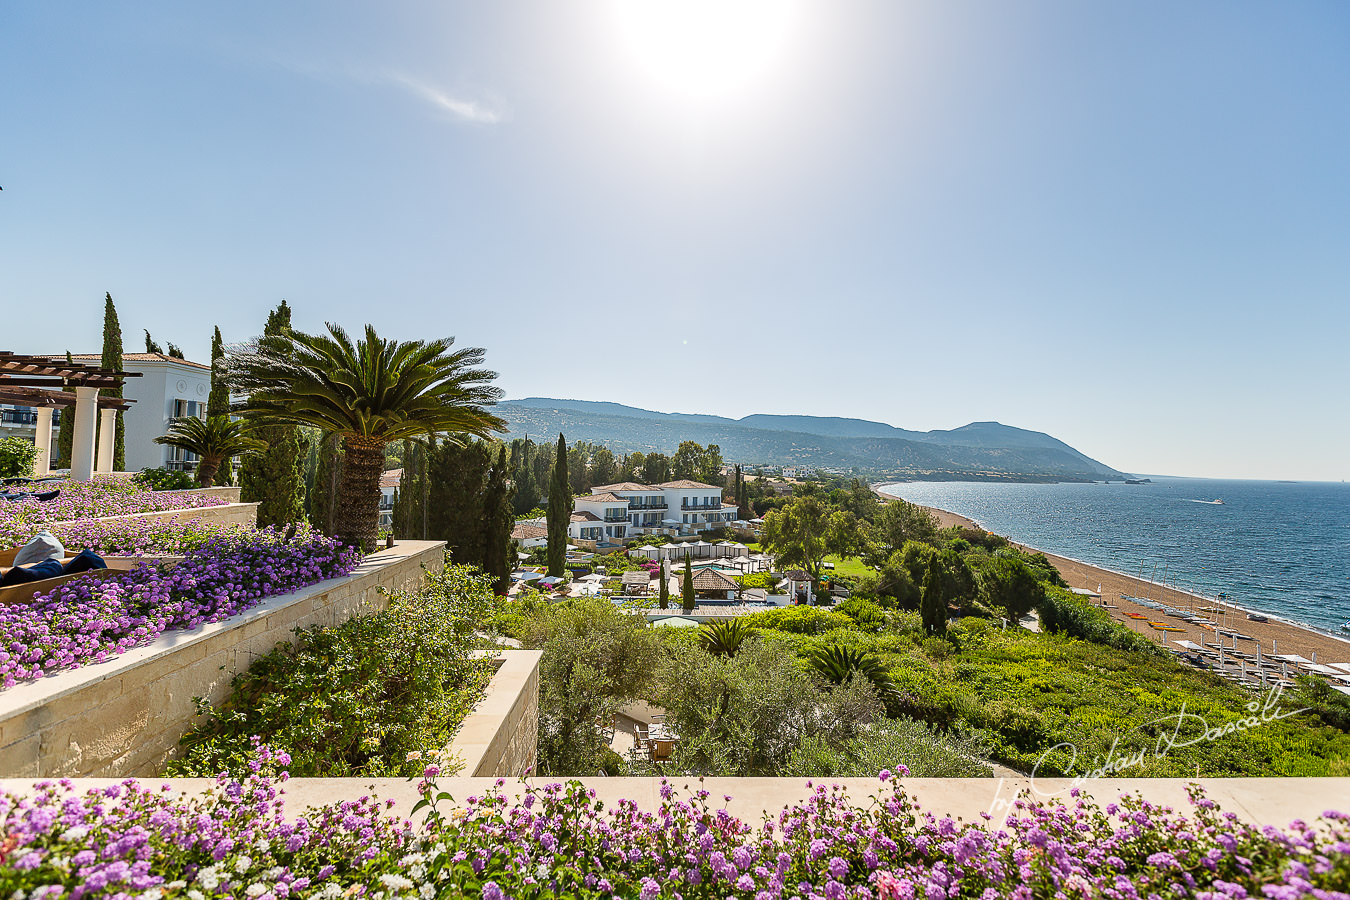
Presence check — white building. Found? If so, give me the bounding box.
[62,353,214,473]
[573,480,737,540]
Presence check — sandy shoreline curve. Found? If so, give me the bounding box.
[877,490,1350,665]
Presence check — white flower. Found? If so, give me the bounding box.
[167,884,187,892]
[398,853,425,867]
[60,826,89,842]
[409,864,427,881]
[419,885,435,900]
[255,837,271,853]
[196,867,221,890]
[266,868,285,880]
[140,891,164,900]
[188,892,206,900]
[321,884,343,900]
[380,875,414,891]
[234,856,253,874]
[246,885,267,898]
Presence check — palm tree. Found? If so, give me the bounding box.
[225,323,503,550]
[698,618,754,657]
[154,416,265,487]
[806,644,899,708]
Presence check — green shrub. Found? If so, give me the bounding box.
[167,563,497,778]
[785,716,994,778]
[0,436,40,480]
[835,597,886,632]
[741,605,853,634]
[133,466,195,491]
[1036,586,1161,655]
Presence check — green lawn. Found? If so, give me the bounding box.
[823,554,873,578]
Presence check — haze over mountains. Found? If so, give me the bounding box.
[499,398,1126,482]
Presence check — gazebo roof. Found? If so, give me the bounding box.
[691,568,740,592]
[0,352,138,409]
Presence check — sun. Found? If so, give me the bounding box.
[610,0,805,103]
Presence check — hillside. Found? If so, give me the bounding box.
[499,398,1124,481]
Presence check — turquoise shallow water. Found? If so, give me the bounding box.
[875,477,1350,635]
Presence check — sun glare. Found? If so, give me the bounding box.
[611,0,805,103]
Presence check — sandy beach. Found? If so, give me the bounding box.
[922,504,1350,667]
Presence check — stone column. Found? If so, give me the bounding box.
[69,386,100,481]
[96,407,117,473]
[33,407,54,475]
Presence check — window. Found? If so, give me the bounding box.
[173,399,204,420]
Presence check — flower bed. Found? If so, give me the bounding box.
[0,530,360,688]
[0,755,1346,899]
[0,477,229,547]
[49,516,271,556]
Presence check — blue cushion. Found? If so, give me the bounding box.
[61,548,107,575]
[0,558,64,587]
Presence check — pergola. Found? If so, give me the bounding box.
[0,352,139,480]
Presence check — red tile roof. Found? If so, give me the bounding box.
[658,480,722,490]
[60,353,211,371]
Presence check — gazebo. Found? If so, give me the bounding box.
[0,352,139,480]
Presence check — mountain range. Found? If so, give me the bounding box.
[497,398,1126,482]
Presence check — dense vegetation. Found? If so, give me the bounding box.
[168,564,496,778]
[490,488,1350,780]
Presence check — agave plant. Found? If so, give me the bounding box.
[698,618,755,657]
[153,415,265,487]
[225,323,504,550]
[806,644,899,706]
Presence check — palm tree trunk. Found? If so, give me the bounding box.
[196,457,220,487]
[335,435,385,551]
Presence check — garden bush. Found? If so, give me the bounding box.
[132,465,195,491]
[168,564,496,778]
[741,605,853,634]
[0,436,40,479]
[786,716,994,778]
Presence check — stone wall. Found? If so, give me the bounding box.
[448,650,542,778]
[90,501,261,530]
[0,541,445,779]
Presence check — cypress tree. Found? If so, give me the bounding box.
[681,553,695,613]
[144,330,163,354]
[166,342,183,360]
[483,446,515,593]
[921,558,947,635]
[207,326,234,484]
[238,301,307,526]
[56,350,75,468]
[309,433,343,535]
[658,559,669,609]
[545,432,570,577]
[99,294,125,470]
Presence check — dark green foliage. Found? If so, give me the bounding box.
[786,717,994,778]
[806,644,899,706]
[207,325,234,484]
[836,596,886,632]
[100,294,126,471]
[740,606,853,634]
[237,303,308,527]
[873,497,939,549]
[55,352,74,467]
[920,559,947,635]
[546,433,570,577]
[522,597,662,776]
[307,433,343,535]
[1036,586,1160,655]
[975,555,1046,621]
[424,440,515,590]
[167,564,497,778]
[392,439,429,540]
[0,437,40,479]
[144,330,163,354]
[1291,675,1350,732]
[681,553,695,612]
[132,466,194,491]
[658,562,670,609]
[166,342,183,360]
[698,618,755,657]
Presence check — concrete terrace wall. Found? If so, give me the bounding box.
[0,540,445,779]
[92,501,260,530]
[448,650,542,778]
[0,776,1343,831]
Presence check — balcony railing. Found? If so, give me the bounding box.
[0,410,38,426]
[603,514,628,523]
[628,501,668,510]
[680,501,723,510]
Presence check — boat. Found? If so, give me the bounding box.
[1247,613,1268,623]
[1341,621,1350,634]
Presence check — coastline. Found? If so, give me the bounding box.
[889,495,1350,664]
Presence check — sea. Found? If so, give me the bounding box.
[875,477,1350,635]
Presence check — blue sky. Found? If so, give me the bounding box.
[2,1,1347,481]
